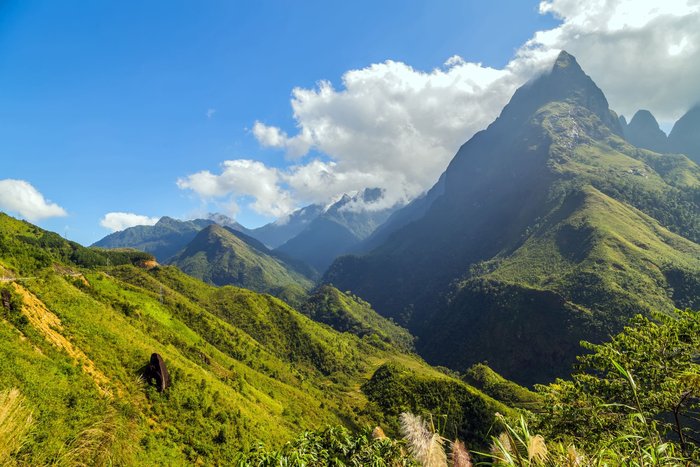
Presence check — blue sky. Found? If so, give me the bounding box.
[0,1,698,245]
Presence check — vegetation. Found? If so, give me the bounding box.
[169,224,314,307]
[233,309,700,465]
[301,285,415,352]
[463,363,541,411]
[0,388,33,465]
[362,362,513,446]
[91,216,215,262]
[0,212,506,465]
[324,52,700,386]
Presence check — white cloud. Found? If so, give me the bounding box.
[206,108,217,119]
[181,0,700,218]
[0,179,67,221]
[100,212,159,232]
[177,160,295,217]
[524,0,700,120]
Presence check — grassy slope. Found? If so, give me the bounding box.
[169,224,314,307]
[0,212,506,464]
[326,93,700,386]
[419,103,700,384]
[300,285,415,352]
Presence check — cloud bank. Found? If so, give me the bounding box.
[179,0,700,218]
[100,212,159,232]
[0,179,67,221]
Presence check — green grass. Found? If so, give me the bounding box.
[0,211,509,464]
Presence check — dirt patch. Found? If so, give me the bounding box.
[138,260,159,270]
[12,283,115,398]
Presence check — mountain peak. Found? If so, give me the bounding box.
[492,50,622,135]
[552,50,581,73]
[668,105,700,163]
[624,109,668,153]
[630,109,660,127]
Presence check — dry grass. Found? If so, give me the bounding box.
[0,388,33,464]
[54,415,120,467]
[12,283,115,398]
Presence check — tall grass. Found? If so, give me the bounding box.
[399,412,447,467]
[0,388,33,464]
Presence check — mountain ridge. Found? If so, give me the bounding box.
[324,51,700,385]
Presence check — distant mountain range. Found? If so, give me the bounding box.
[93,188,400,290]
[325,51,700,385]
[619,105,700,162]
[275,188,399,272]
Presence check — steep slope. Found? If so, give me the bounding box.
[276,188,399,273]
[250,204,326,248]
[669,105,700,164]
[623,109,669,153]
[168,224,314,306]
[325,51,700,385]
[300,285,414,352]
[0,212,507,464]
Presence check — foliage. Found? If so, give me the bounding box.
[236,426,415,466]
[301,285,415,352]
[535,310,700,460]
[169,224,313,307]
[463,364,542,411]
[362,363,512,447]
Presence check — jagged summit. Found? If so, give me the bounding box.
[551,50,583,74]
[492,50,622,135]
[325,49,700,385]
[625,109,669,153]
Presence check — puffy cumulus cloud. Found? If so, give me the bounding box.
[184,0,700,218]
[177,160,295,217]
[525,0,700,120]
[0,179,67,221]
[100,212,159,232]
[258,59,517,199]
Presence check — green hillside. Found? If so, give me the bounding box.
[0,212,509,464]
[300,285,414,352]
[168,224,314,307]
[324,51,700,385]
[92,217,215,263]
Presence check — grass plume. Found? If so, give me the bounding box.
[399,412,447,467]
[450,439,472,467]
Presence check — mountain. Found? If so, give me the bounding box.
[669,105,700,164]
[0,212,512,464]
[623,109,669,153]
[168,224,314,306]
[324,51,700,385]
[300,285,414,352]
[92,216,213,262]
[355,174,446,253]
[275,188,399,273]
[92,214,251,263]
[250,204,326,248]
